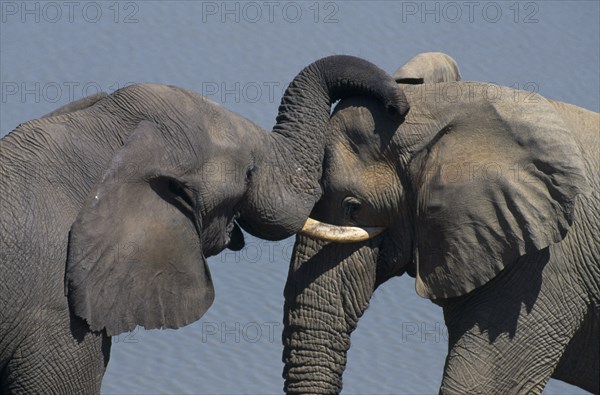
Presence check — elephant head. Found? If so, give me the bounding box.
[64,55,408,336]
[282,54,589,392]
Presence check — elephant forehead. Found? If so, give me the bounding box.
[326,139,397,192]
[331,105,397,157]
[332,102,377,137]
[333,96,389,128]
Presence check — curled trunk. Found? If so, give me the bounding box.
[240,56,407,240]
[283,235,381,393]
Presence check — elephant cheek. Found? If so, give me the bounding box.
[282,235,380,393]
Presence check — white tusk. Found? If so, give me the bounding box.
[299,217,385,243]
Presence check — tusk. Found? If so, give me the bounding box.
[299,217,385,243]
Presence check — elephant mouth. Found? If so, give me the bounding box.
[225,217,245,251]
[299,217,385,243]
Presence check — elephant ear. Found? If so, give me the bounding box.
[66,121,214,336]
[409,83,589,299]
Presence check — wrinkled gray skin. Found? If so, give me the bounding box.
[283,54,599,394]
[0,56,407,393]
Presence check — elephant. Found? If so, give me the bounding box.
[0,55,408,393]
[284,53,600,394]
[393,51,461,84]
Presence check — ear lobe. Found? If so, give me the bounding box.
[409,84,589,299]
[66,121,214,336]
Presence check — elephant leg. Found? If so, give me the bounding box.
[552,306,599,394]
[1,311,110,394]
[439,251,591,395]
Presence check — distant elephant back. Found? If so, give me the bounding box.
[393,52,461,84]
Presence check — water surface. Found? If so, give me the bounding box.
[1,2,598,393]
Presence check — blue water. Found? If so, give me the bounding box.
[1,1,598,394]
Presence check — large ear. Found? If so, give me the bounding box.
[394,52,461,84]
[66,121,214,336]
[408,83,590,299]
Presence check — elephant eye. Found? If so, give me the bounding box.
[245,164,256,184]
[342,196,362,220]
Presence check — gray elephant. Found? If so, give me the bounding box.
[285,54,599,394]
[0,56,407,393]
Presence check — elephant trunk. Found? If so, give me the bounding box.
[283,235,380,393]
[241,56,407,240]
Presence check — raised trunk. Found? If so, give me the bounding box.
[283,235,380,393]
[240,56,407,240]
